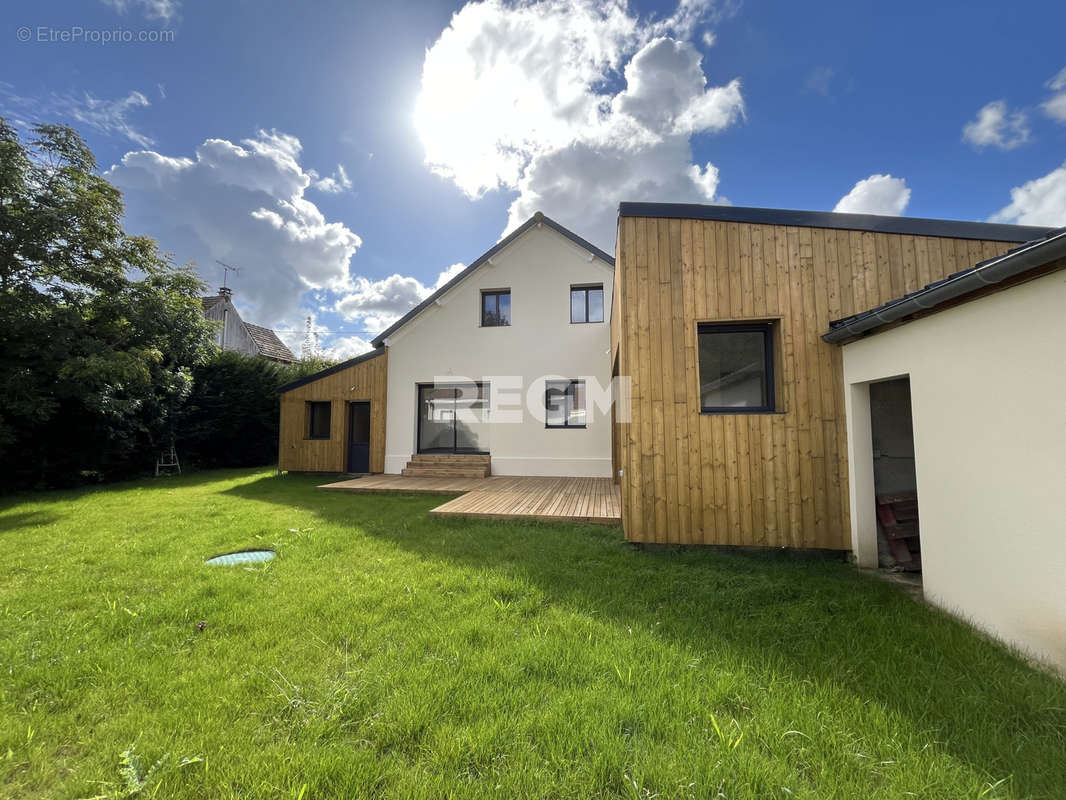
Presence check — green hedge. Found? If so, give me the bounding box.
[175,352,328,469]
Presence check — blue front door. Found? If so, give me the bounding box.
[347,402,371,473]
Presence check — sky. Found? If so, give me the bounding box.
[3,0,1065,359]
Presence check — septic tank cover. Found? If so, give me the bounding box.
[205,550,276,566]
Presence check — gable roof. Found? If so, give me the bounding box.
[276,346,386,394]
[618,202,1053,243]
[823,226,1066,343]
[370,211,613,348]
[245,322,297,362]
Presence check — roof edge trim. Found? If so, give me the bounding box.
[618,202,1052,243]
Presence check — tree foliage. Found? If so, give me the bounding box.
[176,352,332,469]
[0,120,216,488]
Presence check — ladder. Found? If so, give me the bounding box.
[156,444,181,477]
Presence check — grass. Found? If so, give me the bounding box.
[1,469,1064,799]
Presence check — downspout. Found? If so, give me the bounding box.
[823,229,1066,343]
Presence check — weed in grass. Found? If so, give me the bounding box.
[80,745,202,799]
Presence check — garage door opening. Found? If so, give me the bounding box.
[869,377,921,575]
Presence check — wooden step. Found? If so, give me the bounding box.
[401,465,490,478]
[410,453,490,464]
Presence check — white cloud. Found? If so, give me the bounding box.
[834,174,911,216]
[105,129,362,325]
[414,0,745,250]
[688,161,720,198]
[322,335,375,361]
[434,262,467,288]
[334,274,431,333]
[701,30,716,47]
[100,0,180,22]
[988,161,1066,227]
[334,262,468,334]
[962,100,1030,150]
[1041,67,1066,123]
[64,91,154,147]
[0,85,154,147]
[310,164,352,194]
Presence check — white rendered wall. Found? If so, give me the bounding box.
[841,269,1066,672]
[384,224,615,477]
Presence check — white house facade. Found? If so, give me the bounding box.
[374,214,615,477]
[833,231,1066,672]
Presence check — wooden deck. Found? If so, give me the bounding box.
[318,474,493,495]
[317,475,621,525]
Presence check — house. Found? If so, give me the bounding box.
[277,203,1065,670]
[277,212,614,477]
[610,203,1052,551]
[277,347,387,473]
[202,287,296,363]
[826,226,1066,672]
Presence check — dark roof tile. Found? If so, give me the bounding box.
[245,322,296,362]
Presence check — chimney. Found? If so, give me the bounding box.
[218,286,232,299]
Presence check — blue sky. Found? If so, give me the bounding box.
[4,0,1065,358]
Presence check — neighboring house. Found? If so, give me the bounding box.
[202,287,296,363]
[827,227,1066,673]
[277,212,614,476]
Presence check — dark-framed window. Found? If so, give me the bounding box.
[307,401,332,439]
[545,379,586,428]
[570,284,604,323]
[481,289,511,327]
[697,322,775,413]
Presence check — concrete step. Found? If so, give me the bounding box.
[401,465,491,478]
[410,453,490,465]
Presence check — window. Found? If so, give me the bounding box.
[697,322,775,413]
[307,401,332,439]
[481,290,511,327]
[545,380,586,428]
[570,284,604,323]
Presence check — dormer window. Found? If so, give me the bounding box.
[570,284,604,323]
[481,289,511,327]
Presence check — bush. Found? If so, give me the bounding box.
[176,352,330,469]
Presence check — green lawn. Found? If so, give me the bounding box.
[1,469,1064,799]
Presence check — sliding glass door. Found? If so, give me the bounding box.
[417,383,490,453]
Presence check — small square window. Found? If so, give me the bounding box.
[545,380,586,428]
[570,285,604,323]
[481,290,511,327]
[697,323,775,413]
[307,401,332,439]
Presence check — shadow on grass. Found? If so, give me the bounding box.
[0,510,62,533]
[225,473,1066,798]
[0,466,299,510]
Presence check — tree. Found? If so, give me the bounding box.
[0,120,215,487]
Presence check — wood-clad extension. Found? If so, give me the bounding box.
[278,349,388,473]
[612,211,1029,549]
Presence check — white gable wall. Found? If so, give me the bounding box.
[841,268,1066,673]
[384,224,614,477]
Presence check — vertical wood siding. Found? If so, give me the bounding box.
[614,218,1017,548]
[278,351,388,473]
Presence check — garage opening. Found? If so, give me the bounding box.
[869,377,921,575]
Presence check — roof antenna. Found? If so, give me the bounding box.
[215,260,241,297]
